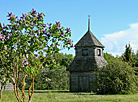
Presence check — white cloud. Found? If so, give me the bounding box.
[101,22,138,57]
[108,52,124,57]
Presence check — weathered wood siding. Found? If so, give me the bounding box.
[70,72,96,92]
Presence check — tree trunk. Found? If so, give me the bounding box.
[0,86,3,102]
[22,75,26,102]
[5,67,22,102]
[28,97,31,102]
[13,84,21,102]
[28,75,35,102]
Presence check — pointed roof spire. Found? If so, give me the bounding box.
[88,15,90,31]
[75,15,104,48]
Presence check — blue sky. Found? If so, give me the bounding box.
[1,0,138,56]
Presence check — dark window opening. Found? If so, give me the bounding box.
[82,49,88,56]
[97,49,101,56]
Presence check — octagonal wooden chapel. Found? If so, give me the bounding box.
[66,16,107,92]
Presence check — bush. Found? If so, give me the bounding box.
[39,65,69,90]
[24,53,73,90]
[94,59,138,94]
[25,64,70,90]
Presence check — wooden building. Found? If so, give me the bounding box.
[66,16,107,92]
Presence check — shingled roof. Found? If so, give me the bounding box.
[75,30,104,48]
[66,56,107,71]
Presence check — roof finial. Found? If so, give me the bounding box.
[88,15,90,31]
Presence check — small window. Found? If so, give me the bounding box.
[82,49,88,56]
[97,49,101,56]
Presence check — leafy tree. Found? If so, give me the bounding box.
[122,43,132,62]
[0,22,11,101]
[94,59,138,94]
[104,52,117,62]
[130,53,138,67]
[40,65,69,90]
[25,53,74,90]
[53,53,74,67]
[0,9,73,102]
[120,44,138,67]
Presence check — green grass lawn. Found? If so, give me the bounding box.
[2,90,138,102]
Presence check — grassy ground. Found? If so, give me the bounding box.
[1,90,138,102]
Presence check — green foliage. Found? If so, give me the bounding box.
[130,53,138,67]
[52,53,74,67]
[104,52,118,62]
[25,53,74,90]
[94,59,138,94]
[39,66,69,90]
[0,8,73,102]
[122,44,132,62]
[0,68,8,88]
[120,44,138,67]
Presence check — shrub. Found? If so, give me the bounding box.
[24,53,73,90]
[25,65,70,90]
[94,59,138,94]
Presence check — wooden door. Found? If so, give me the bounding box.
[78,76,89,91]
